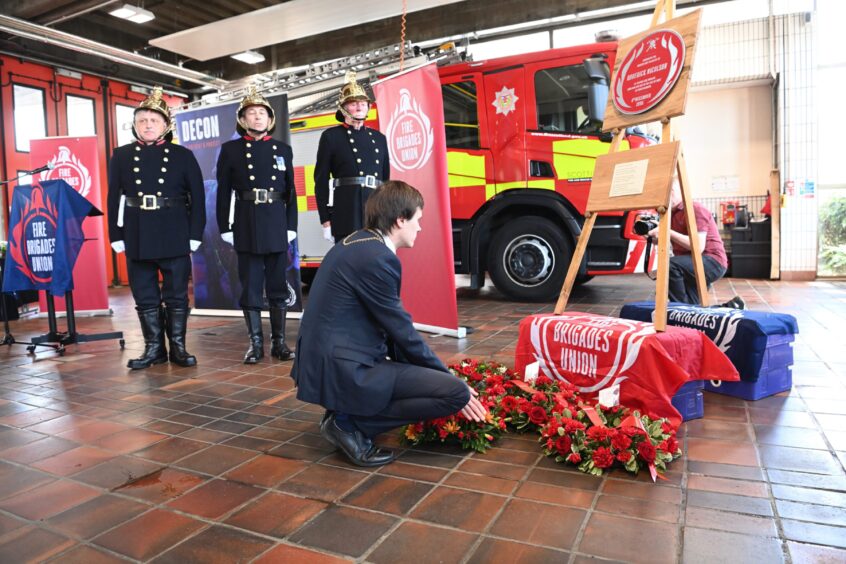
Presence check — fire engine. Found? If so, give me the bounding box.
[289,40,656,302]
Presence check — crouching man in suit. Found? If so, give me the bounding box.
[292,181,487,466]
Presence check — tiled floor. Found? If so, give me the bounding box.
[0,274,844,563]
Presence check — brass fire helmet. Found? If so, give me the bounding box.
[132,86,174,142]
[336,70,372,122]
[236,86,276,135]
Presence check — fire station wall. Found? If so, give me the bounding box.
[675,83,774,199]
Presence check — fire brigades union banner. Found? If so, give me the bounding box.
[373,64,459,332]
[30,137,110,313]
[4,179,95,295]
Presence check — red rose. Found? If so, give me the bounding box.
[611,432,632,451]
[555,435,572,455]
[517,398,533,413]
[528,406,549,425]
[500,396,519,412]
[616,450,632,463]
[567,452,581,464]
[587,426,612,442]
[563,418,586,433]
[469,371,484,382]
[665,436,679,454]
[592,447,615,469]
[536,375,553,387]
[531,392,547,405]
[637,441,657,463]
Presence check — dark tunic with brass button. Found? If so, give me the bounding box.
[215,137,297,254]
[314,124,390,240]
[107,141,206,260]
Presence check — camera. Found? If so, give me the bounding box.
[633,213,659,236]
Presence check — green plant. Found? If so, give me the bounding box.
[819,196,846,273]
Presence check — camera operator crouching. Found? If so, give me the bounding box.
[645,180,745,309]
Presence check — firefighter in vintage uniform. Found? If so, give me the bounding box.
[107,87,206,370]
[216,87,298,364]
[314,71,390,242]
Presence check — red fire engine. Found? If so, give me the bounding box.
[291,41,657,302]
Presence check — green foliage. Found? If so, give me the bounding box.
[819,197,846,274]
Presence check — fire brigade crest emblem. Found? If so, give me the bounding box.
[492,86,519,116]
[384,88,434,172]
[39,145,92,198]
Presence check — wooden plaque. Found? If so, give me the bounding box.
[602,9,702,132]
[587,141,680,212]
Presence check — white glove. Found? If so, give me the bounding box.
[190,239,201,252]
[322,225,334,243]
[221,232,234,246]
[287,230,297,243]
[111,241,125,254]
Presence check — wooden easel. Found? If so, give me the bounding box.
[554,0,707,331]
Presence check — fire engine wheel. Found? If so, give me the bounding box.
[488,217,571,302]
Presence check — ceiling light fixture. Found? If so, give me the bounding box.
[231,50,265,64]
[109,4,156,24]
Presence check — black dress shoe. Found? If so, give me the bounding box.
[319,410,334,434]
[321,417,396,467]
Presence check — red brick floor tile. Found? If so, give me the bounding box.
[289,505,397,558]
[687,475,769,498]
[513,481,595,508]
[342,475,433,515]
[467,537,569,563]
[683,527,784,563]
[224,454,307,487]
[687,461,766,481]
[177,427,235,443]
[753,424,828,449]
[132,436,208,463]
[225,491,327,537]
[601,479,682,503]
[0,427,42,450]
[0,479,100,520]
[175,444,257,475]
[0,436,79,464]
[276,464,369,502]
[527,467,603,491]
[411,486,507,533]
[151,525,274,563]
[595,493,680,523]
[31,445,114,476]
[397,449,465,469]
[0,513,26,536]
[782,519,846,549]
[0,406,66,427]
[684,507,778,537]
[759,445,843,474]
[56,420,130,443]
[24,414,94,435]
[748,408,817,428]
[92,428,167,453]
[686,438,759,466]
[377,461,449,483]
[489,498,585,550]
[579,513,678,564]
[367,521,477,563]
[167,478,262,518]
[72,455,162,489]
[444,471,518,495]
[772,483,846,506]
[788,541,846,563]
[0,527,75,562]
[472,447,539,466]
[686,490,774,517]
[48,544,129,563]
[47,494,149,539]
[685,418,754,440]
[267,441,334,462]
[116,467,206,504]
[93,509,206,560]
[776,500,846,527]
[254,543,352,564]
[458,458,528,480]
[0,460,54,499]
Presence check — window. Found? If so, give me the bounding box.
[534,63,605,134]
[66,95,96,136]
[13,84,47,153]
[115,104,136,147]
[442,81,480,149]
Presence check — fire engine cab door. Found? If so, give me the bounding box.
[483,66,526,193]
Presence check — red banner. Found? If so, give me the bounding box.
[515,312,739,426]
[374,64,459,332]
[30,137,109,313]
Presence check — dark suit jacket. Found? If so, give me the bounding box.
[107,141,205,260]
[292,230,447,415]
[215,137,297,254]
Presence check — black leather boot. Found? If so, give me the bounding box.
[165,307,197,367]
[127,308,168,370]
[269,306,295,361]
[243,309,264,364]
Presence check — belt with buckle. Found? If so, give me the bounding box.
[125,195,188,210]
[332,176,382,189]
[236,188,283,204]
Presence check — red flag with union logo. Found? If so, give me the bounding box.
[373,64,459,333]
